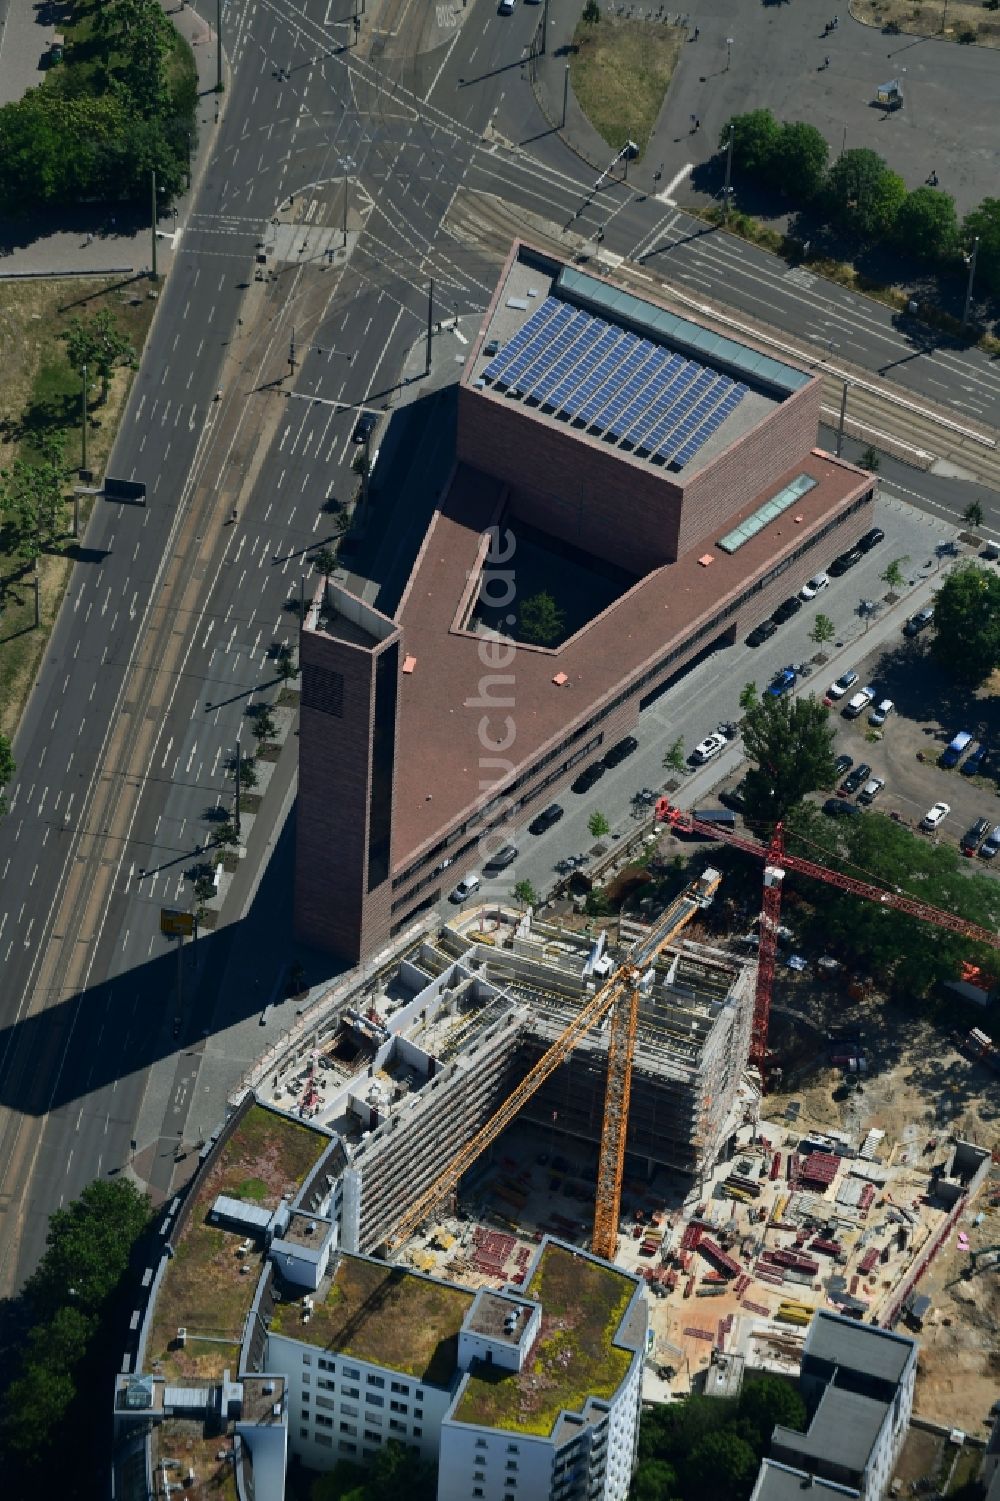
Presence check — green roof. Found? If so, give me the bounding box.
[452,1244,637,1437]
[146,1103,327,1381]
[271,1255,474,1387]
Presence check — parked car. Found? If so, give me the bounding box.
[529,803,564,835]
[941,730,973,769]
[351,411,378,444]
[921,801,950,831]
[841,763,871,795]
[903,606,934,637]
[824,797,862,819]
[980,825,1000,859]
[691,731,729,765]
[833,753,854,780]
[571,762,605,794]
[843,686,875,718]
[484,338,501,357]
[483,844,518,874]
[829,547,863,577]
[772,596,803,623]
[961,744,990,777]
[858,776,885,805]
[960,817,991,856]
[827,670,859,700]
[800,572,830,600]
[858,527,885,553]
[869,698,894,727]
[746,618,779,648]
[765,666,798,698]
[498,0,515,12]
[449,873,481,903]
[603,735,638,768]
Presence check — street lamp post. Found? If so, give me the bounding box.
[150,169,158,280]
[562,64,569,129]
[216,0,223,92]
[426,279,434,376]
[963,237,979,326]
[81,362,89,474]
[726,36,734,70]
[722,125,734,222]
[234,741,242,837]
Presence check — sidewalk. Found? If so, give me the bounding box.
[0,0,223,277]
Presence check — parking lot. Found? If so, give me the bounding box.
[818,632,1000,858]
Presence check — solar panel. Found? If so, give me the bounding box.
[544,324,615,413]
[579,340,655,428]
[664,381,749,468]
[503,304,576,389]
[483,298,561,383]
[604,353,685,439]
[628,366,708,451]
[559,329,630,420]
[520,312,595,402]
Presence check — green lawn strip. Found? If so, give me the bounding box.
[568,18,684,158]
[0,281,157,740]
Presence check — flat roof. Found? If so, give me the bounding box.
[806,1310,915,1386]
[389,448,869,864]
[775,1386,889,1477]
[465,1289,534,1345]
[754,1460,861,1501]
[452,1242,639,1436]
[270,1253,473,1386]
[145,1103,327,1381]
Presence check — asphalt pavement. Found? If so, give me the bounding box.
[0,0,998,1298]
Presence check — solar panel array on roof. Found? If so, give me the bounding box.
[481,297,750,471]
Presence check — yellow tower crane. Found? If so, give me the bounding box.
[386,867,722,1260]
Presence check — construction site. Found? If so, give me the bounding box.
[234,851,1000,1434]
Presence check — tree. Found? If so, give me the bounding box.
[738,681,758,715]
[237,755,259,790]
[738,1374,807,1447]
[194,872,216,902]
[582,0,601,21]
[768,121,828,200]
[276,645,298,683]
[313,545,339,577]
[893,186,959,264]
[962,198,1000,296]
[62,309,134,404]
[0,732,14,818]
[252,706,277,745]
[784,805,1000,999]
[931,561,1000,684]
[809,613,835,652]
[20,1179,149,1319]
[512,879,539,906]
[588,811,610,838]
[211,818,239,850]
[722,108,779,179]
[632,1458,679,1500]
[520,590,565,647]
[962,500,984,530]
[741,693,837,828]
[824,148,906,240]
[662,736,686,775]
[860,445,880,472]
[683,1429,759,1499]
[0,441,69,563]
[879,557,909,593]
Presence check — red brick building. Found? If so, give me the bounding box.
[295,242,875,962]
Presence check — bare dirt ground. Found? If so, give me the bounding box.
[767,977,1000,1432]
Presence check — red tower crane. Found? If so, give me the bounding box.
[654,800,1000,1070]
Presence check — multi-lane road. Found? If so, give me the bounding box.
[0,0,998,1295]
